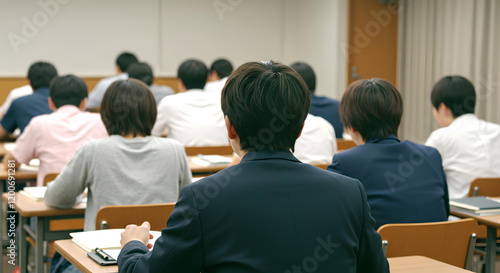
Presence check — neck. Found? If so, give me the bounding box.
[122,133,145,139]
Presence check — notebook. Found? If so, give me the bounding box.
[450,196,500,214]
[19,186,47,201]
[193,154,232,166]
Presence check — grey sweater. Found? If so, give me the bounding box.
[44,135,192,231]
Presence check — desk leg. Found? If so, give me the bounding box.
[486,226,496,273]
[19,215,28,273]
[36,217,45,273]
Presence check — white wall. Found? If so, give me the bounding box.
[0,0,347,98]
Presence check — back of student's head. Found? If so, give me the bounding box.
[431,76,476,117]
[290,62,316,93]
[221,61,310,152]
[27,61,58,90]
[340,78,403,141]
[49,75,88,108]
[177,59,208,90]
[116,52,138,73]
[127,62,154,86]
[211,59,233,79]
[100,79,157,137]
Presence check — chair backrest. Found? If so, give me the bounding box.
[43,172,60,186]
[95,202,176,231]
[184,145,234,156]
[468,177,500,197]
[336,139,356,151]
[377,219,477,269]
[312,164,328,170]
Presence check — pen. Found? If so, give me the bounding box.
[95,248,112,261]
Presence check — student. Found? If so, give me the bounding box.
[2,75,108,186]
[0,62,57,137]
[44,79,192,231]
[290,62,344,138]
[127,62,174,104]
[294,114,337,164]
[118,61,388,273]
[0,84,32,120]
[204,58,233,93]
[425,76,500,199]
[327,78,449,229]
[86,52,138,109]
[152,59,228,146]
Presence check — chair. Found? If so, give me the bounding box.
[377,219,477,269]
[184,145,234,156]
[95,202,176,230]
[312,164,328,170]
[43,172,59,186]
[468,178,500,197]
[336,139,356,151]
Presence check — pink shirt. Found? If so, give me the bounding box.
[11,105,108,186]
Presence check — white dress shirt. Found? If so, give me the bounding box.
[86,73,128,109]
[152,89,229,146]
[0,85,33,117]
[204,77,228,94]
[426,114,500,199]
[293,114,337,164]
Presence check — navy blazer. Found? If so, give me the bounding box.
[119,150,388,273]
[309,93,343,138]
[327,135,450,229]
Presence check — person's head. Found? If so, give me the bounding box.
[431,75,476,127]
[290,62,316,93]
[27,61,58,90]
[340,78,403,144]
[116,52,138,73]
[48,75,88,110]
[127,62,154,86]
[210,59,233,81]
[221,61,311,155]
[177,59,208,91]
[100,79,157,137]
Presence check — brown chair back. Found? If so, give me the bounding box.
[336,139,356,151]
[468,177,500,197]
[95,202,176,231]
[377,219,477,269]
[43,173,60,186]
[185,145,234,156]
[313,164,328,170]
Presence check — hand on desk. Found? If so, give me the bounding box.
[121,221,154,249]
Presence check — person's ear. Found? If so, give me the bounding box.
[48,98,57,111]
[177,79,186,93]
[225,116,237,140]
[297,123,305,139]
[79,97,87,111]
[116,64,122,74]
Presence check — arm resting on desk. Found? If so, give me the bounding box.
[2,152,21,169]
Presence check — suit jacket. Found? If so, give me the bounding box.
[309,93,343,138]
[119,150,388,273]
[327,135,450,229]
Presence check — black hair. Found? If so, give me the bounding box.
[127,62,154,86]
[27,61,58,90]
[290,62,316,93]
[431,76,476,117]
[177,59,208,90]
[49,75,88,108]
[116,52,138,73]
[210,59,233,79]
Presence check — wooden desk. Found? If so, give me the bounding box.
[54,240,117,273]
[1,193,85,273]
[0,164,38,180]
[451,208,500,273]
[188,155,232,175]
[388,255,471,272]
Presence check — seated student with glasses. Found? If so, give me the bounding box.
[327,78,449,229]
[45,79,192,273]
[118,61,388,273]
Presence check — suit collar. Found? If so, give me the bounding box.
[241,150,301,163]
[365,134,400,144]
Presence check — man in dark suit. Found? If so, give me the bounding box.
[291,62,344,138]
[327,78,450,230]
[118,61,388,273]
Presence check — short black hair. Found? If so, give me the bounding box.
[340,78,403,141]
[221,61,310,152]
[27,61,58,90]
[177,59,208,90]
[49,75,88,108]
[431,76,476,117]
[210,59,233,79]
[290,62,316,93]
[100,79,157,137]
[127,62,154,86]
[116,52,138,73]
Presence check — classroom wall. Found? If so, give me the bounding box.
[0,0,347,102]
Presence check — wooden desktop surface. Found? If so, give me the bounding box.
[1,192,85,217]
[0,164,38,180]
[55,239,118,273]
[188,155,232,174]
